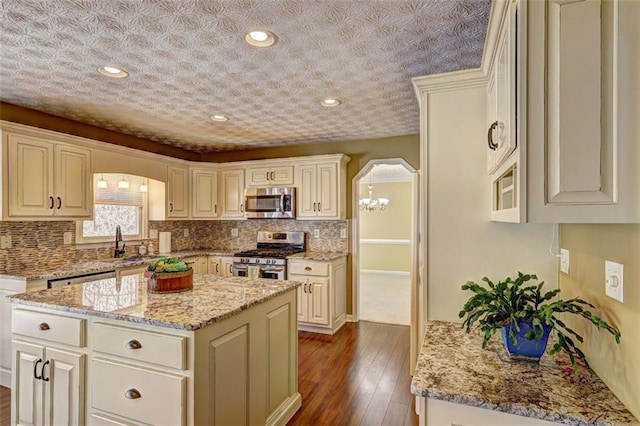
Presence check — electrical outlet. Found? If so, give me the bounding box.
[340,228,347,239]
[560,248,570,274]
[63,232,73,245]
[314,229,320,238]
[605,260,624,303]
[0,235,12,249]
[183,229,189,238]
[231,228,239,237]
[150,229,158,239]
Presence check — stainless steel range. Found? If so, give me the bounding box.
[232,231,305,279]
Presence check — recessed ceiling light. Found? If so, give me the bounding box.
[210,115,229,122]
[98,66,129,78]
[244,30,277,47]
[321,98,342,107]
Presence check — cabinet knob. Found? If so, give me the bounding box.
[126,339,142,350]
[125,388,141,399]
[487,121,499,151]
[38,322,50,331]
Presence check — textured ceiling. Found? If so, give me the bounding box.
[1,0,491,153]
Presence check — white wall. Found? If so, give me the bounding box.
[422,79,558,322]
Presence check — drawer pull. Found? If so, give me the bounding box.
[304,266,312,271]
[126,339,142,350]
[38,322,50,331]
[125,388,141,399]
[304,283,307,293]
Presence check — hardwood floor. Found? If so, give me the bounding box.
[0,322,417,426]
[0,385,9,426]
[288,321,418,426]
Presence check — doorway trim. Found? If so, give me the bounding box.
[351,158,420,370]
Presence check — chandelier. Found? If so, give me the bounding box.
[359,168,389,212]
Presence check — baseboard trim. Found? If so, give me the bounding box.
[346,314,355,322]
[265,392,302,426]
[360,269,410,276]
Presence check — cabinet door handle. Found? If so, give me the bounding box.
[313,202,317,212]
[240,203,244,212]
[125,388,141,399]
[56,196,62,210]
[317,202,320,211]
[49,196,54,209]
[487,121,499,150]
[169,202,174,212]
[214,204,217,214]
[216,264,219,273]
[34,358,43,380]
[304,283,307,293]
[41,360,50,382]
[38,322,50,331]
[270,171,275,181]
[126,339,142,350]
[309,284,313,294]
[266,171,270,181]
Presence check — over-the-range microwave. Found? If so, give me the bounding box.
[244,187,295,219]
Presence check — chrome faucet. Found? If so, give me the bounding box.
[114,225,126,258]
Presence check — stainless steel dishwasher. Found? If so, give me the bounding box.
[47,270,116,288]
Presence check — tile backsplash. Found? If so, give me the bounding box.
[0,219,348,275]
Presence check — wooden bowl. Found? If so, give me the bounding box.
[147,269,193,293]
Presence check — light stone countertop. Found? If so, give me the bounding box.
[411,320,638,426]
[287,251,347,261]
[8,274,301,331]
[0,249,236,281]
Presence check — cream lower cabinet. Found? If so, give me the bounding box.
[183,256,208,274]
[288,256,346,334]
[208,256,222,275]
[417,397,559,426]
[3,131,92,220]
[12,290,300,426]
[12,309,86,426]
[206,256,234,276]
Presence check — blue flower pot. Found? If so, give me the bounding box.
[501,321,552,361]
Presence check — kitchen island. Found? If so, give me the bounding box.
[8,274,302,426]
[411,321,638,426]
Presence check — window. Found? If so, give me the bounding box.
[76,174,148,244]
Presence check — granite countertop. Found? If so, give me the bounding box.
[287,251,347,261]
[8,274,301,331]
[411,321,638,425]
[0,248,236,281]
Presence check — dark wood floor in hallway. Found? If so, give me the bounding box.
[288,321,418,426]
[0,322,417,426]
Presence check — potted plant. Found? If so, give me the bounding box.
[145,257,193,293]
[458,272,621,371]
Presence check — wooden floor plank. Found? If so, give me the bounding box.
[0,386,10,426]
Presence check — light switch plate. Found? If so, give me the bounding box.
[560,248,570,274]
[150,229,158,239]
[605,260,624,303]
[340,228,347,239]
[63,232,73,245]
[183,229,189,238]
[231,228,239,237]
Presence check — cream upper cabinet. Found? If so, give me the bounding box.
[191,167,219,219]
[4,132,92,219]
[482,0,640,223]
[220,168,246,219]
[246,164,294,187]
[297,155,349,220]
[166,165,189,219]
[486,0,516,174]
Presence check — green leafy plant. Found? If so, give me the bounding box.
[458,272,621,371]
[147,257,189,273]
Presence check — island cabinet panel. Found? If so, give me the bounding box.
[12,340,85,426]
[208,325,249,426]
[267,304,293,414]
[92,359,186,426]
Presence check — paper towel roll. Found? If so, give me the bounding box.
[159,232,171,254]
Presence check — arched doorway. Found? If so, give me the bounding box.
[352,159,420,370]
